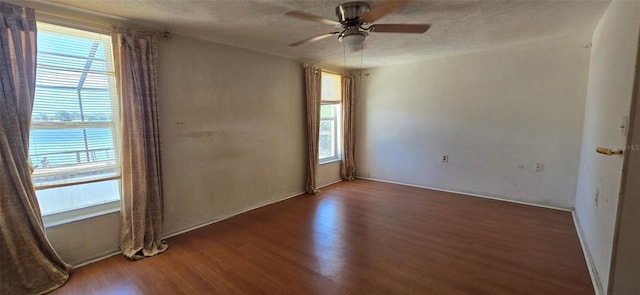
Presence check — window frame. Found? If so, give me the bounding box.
[319,71,342,164]
[319,103,341,164]
[31,21,123,225]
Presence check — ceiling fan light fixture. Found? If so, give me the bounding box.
[339,30,368,46]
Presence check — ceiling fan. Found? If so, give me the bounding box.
[286,0,431,47]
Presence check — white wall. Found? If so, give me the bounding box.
[574,1,640,293]
[356,41,590,208]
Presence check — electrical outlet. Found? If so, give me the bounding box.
[535,163,543,172]
[442,155,449,163]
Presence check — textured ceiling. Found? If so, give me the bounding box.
[28,0,609,69]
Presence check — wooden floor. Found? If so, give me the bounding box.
[51,180,594,295]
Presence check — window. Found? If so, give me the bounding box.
[29,22,121,219]
[319,71,342,163]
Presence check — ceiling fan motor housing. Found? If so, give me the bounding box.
[336,1,370,25]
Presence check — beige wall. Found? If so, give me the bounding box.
[318,162,341,187]
[45,212,120,265]
[574,1,640,293]
[159,34,309,235]
[45,33,337,265]
[356,41,590,208]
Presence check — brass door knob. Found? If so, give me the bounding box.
[596,147,623,155]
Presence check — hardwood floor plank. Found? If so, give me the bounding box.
[50,179,593,294]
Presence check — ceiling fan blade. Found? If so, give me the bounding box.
[289,32,339,47]
[361,0,409,24]
[371,24,431,34]
[285,11,341,26]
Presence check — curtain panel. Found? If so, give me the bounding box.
[114,28,168,259]
[304,65,321,194]
[340,75,356,180]
[0,2,71,294]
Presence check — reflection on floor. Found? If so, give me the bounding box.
[51,179,594,295]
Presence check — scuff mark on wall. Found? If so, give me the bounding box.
[181,130,213,138]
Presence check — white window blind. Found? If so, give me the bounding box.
[321,72,342,103]
[30,23,120,194]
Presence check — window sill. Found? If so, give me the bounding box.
[319,158,342,165]
[43,201,120,228]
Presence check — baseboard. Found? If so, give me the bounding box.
[69,191,307,269]
[163,190,307,239]
[164,180,343,239]
[72,249,121,269]
[357,177,598,293]
[318,179,343,189]
[572,211,603,295]
[69,181,346,270]
[357,177,572,212]
[71,178,598,295]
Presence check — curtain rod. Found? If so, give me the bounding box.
[113,25,172,40]
[303,63,345,76]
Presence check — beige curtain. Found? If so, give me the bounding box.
[304,65,321,194]
[0,3,71,294]
[340,75,356,180]
[115,28,168,259]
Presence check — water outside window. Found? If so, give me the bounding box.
[30,23,121,215]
